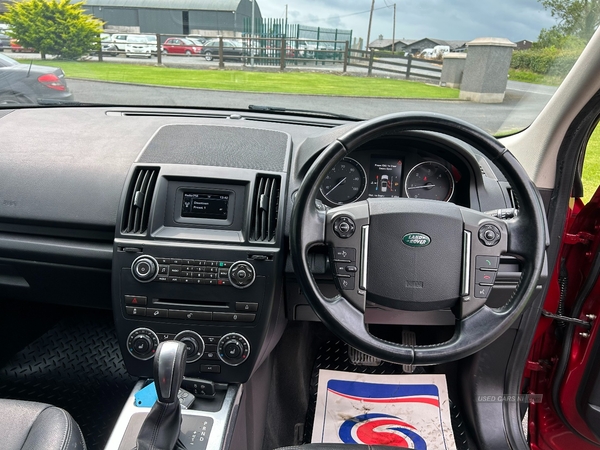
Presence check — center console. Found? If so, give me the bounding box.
[112,159,288,383]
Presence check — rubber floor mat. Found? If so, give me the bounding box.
[0,315,138,450]
[303,339,469,449]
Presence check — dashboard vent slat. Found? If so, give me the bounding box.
[250,175,280,243]
[122,168,158,235]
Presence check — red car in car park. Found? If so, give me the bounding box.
[9,38,34,53]
[162,37,201,56]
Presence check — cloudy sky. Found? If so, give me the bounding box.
[255,0,556,43]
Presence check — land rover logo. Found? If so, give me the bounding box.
[402,232,431,247]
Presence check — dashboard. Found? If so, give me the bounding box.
[0,107,518,384]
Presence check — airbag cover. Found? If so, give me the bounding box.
[366,198,463,310]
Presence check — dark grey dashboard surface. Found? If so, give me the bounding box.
[0,108,330,230]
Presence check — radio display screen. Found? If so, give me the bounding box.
[181,192,229,220]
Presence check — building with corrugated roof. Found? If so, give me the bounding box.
[78,0,262,36]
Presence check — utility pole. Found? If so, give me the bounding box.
[392,3,396,53]
[251,0,255,67]
[366,0,375,51]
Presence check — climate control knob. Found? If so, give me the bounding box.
[174,330,205,363]
[217,333,250,366]
[131,255,158,283]
[228,261,256,289]
[127,328,159,360]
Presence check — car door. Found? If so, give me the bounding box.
[222,41,235,57]
[163,39,175,54]
[171,39,183,54]
[525,127,600,450]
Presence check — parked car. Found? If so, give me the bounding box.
[200,38,244,61]
[0,53,74,105]
[0,34,10,52]
[162,37,201,56]
[188,37,207,46]
[10,38,35,53]
[124,35,153,58]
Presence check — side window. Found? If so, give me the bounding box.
[582,125,600,203]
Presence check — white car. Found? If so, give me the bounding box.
[124,36,153,58]
[380,175,389,192]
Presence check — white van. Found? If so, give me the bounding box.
[432,45,450,57]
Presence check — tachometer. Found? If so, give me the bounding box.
[320,158,367,205]
[405,161,455,201]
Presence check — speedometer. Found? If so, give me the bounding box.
[320,158,367,205]
[405,161,455,201]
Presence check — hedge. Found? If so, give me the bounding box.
[511,47,581,77]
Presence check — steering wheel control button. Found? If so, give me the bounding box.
[476,271,497,285]
[126,306,147,317]
[332,247,356,262]
[124,295,147,306]
[474,286,492,298]
[131,255,159,282]
[218,333,251,366]
[336,276,356,291]
[333,216,356,238]
[478,224,502,247]
[475,256,499,270]
[175,331,205,363]
[228,261,256,289]
[127,328,159,360]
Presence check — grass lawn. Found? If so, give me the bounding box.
[15,59,459,99]
[508,68,563,87]
[582,125,600,203]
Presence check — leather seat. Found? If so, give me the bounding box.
[0,399,86,450]
[275,445,407,449]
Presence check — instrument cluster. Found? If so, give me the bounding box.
[318,140,467,207]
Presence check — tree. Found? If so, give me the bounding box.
[539,0,600,41]
[0,0,103,59]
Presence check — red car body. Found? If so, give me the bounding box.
[162,38,201,56]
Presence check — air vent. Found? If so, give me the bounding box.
[121,168,159,234]
[250,175,281,243]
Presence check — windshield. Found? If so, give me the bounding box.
[0,0,595,135]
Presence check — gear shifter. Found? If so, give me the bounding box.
[136,341,187,450]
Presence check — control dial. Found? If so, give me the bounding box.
[217,333,250,366]
[131,255,158,283]
[228,261,256,289]
[127,328,159,360]
[174,330,205,363]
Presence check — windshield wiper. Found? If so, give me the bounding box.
[248,104,361,120]
[36,99,84,106]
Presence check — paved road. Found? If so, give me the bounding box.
[66,78,550,135]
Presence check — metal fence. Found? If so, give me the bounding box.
[93,33,442,82]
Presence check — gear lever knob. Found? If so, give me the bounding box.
[153,340,187,404]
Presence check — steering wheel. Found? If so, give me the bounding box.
[290,112,547,365]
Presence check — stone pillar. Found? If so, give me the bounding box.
[440,53,466,89]
[459,37,516,103]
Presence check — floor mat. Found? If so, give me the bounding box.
[0,315,138,450]
[304,339,470,449]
